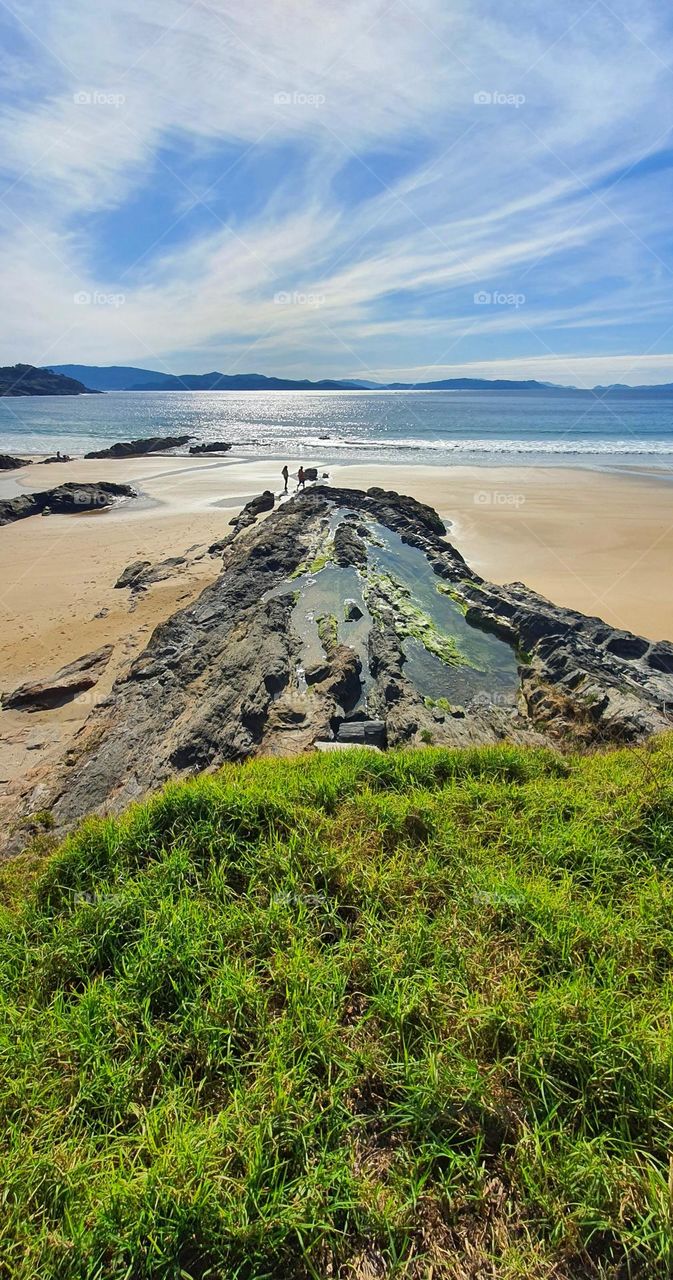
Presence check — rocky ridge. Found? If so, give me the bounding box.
[3,484,672,852]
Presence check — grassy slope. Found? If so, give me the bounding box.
[1,740,673,1279]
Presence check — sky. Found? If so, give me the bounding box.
[0,0,672,386]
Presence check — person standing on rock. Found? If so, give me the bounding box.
[282,465,289,492]
[297,466,306,489]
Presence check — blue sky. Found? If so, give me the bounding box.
[0,0,672,385]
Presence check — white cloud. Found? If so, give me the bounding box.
[0,0,671,378]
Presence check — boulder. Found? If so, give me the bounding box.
[0,453,27,470]
[189,441,232,455]
[115,556,188,592]
[365,487,446,536]
[2,645,113,711]
[115,560,152,589]
[208,533,236,556]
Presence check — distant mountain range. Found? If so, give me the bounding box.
[18,362,673,398]
[0,364,97,396]
[47,365,365,392]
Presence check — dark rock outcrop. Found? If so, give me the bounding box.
[206,492,275,556]
[115,560,152,589]
[0,482,135,525]
[189,441,232,455]
[23,506,316,830]
[5,482,673,852]
[304,659,332,685]
[227,490,275,533]
[0,454,27,470]
[85,435,191,459]
[364,487,446,537]
[456,582,673,744]
[310,646,362,711]
[334,522,367,568]
[2,646,113,711]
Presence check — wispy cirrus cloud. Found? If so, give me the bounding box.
[0,0,672,383]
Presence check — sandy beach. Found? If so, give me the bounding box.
[1,453,672,795]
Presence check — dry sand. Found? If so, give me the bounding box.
[331,462,673,643]
[1,454,672,795]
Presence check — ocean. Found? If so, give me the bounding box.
[1,389,673,469]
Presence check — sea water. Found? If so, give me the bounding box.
[1,389,673,470]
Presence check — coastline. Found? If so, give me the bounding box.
[2,453,673,800]
[3,455,673,666]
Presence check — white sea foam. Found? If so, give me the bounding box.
[296,435,673,456]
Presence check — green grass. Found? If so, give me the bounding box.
[2,738,673,1278]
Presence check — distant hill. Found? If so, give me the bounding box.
[0,364,96,396]
[47,364,169,391]
[125,371,368,392]
[43,365,673,397]
[594,382,673,398]
[385,377,564,392]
